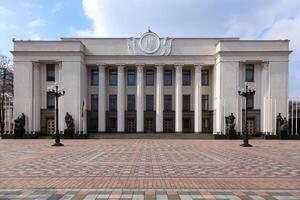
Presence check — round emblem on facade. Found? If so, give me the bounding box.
[139,32,160,54]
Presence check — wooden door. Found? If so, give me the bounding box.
[128,119,136,133]
[145,119,154,133]
[47,119,55,135]
[246,119,254,136]
[163,119,173,133]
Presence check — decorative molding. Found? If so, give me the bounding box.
[194,64,202,72]
[128,31,173,56]
[175,64,183,72]
[137,65,144,72]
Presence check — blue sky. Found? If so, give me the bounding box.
[0,0,299,97]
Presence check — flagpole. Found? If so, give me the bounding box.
[292,98,294,135]
[8,98,11,134]
[296,97,298,135]
[274,99,276,135]
[223,99,226,135]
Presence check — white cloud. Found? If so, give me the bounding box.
[75,0,108,37]
[30,34,41,40]
[52,2,63,13]
[0,5,15,16]
[224,0,300,39]
[260,13,300,97]
[28,18,46,28]
[21,1,32,15]
[0,23,17,31]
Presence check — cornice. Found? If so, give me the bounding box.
[216,50,292,57]
[11,51,86,56]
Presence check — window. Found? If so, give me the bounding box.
[164,70,172,86]
[127,95,135,111]
[164,95,172,111]
[247,94,254,109]
[146,95,154,111]
[146,69,154,85]
[202,118,210,130]
[109,70,117,86]
[109,95,117,111]
[202,95,209,110]
[183,118,191,129]
[183,70,190,86]
[91,69,99,86]
[245,64,254,82]
[46,64,55,82]
[127,69,136,86]
[47,93,55,109]
[91,94,98,111]
[183,95,190,111]
[201,70,209,86]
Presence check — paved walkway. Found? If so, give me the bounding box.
[0,139,299,199]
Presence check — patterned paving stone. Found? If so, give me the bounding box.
[0,139,299,190]
[0,189,299,200]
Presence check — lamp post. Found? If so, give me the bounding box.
[238,85,255,147]
[47,83,65,146]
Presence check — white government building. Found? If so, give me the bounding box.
[12,31,291,136]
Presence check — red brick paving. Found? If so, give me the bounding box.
[0,139,299,189]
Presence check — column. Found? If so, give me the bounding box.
[98,64,106,132]
[136,64,144,132]
[261,62,269,134]
[156,65,163,132]
[58,62,64,132]
[175,64,183,132]
[194,64,202,133]
[33,62,41,133]
[117,64,125,132]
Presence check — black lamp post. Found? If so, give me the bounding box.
[238,85,255,147]
[47,83,65,146]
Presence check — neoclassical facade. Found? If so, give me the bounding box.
[12,31,291,136]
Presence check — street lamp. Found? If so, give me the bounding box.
[238,85,255,147]
[47,83,65,146]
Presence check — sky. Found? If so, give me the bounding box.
[0,0,299,97]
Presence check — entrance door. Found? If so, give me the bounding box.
[47,118,55,135]
[145,119,154,133]
[246,119,254,136]
[163,119,173,133]
[128,119,136,133]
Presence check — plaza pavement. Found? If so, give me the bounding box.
[0,139,299,199]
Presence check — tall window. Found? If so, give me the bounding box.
[109,70,117,86]
[202,118,210,130]
[146,69,154,85]
[91,69,99,86]
[183,118,191,129]
[164,70,172,86]
[201,70,209,86]
[47,93,55,109]
[164,95,172,111]
[183,95,190,111]
[245,64,254,82]
[109,95,117,111]
[127,95,135,111]
[202,95,209,110]
[46,64,55,82]
[146,95,154,111]
[247,94,254,109]
[91,94,98,111]
[183,70,190,86]
[127,69,136,86]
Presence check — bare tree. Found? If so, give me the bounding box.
[0,56,14,136]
